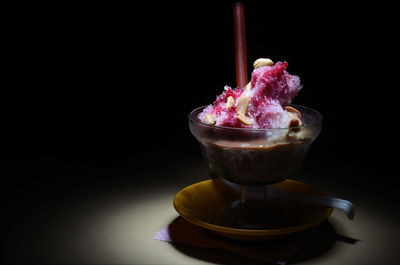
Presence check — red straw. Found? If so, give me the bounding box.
[233,2,248,89]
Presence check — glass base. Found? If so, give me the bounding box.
[211,199,288,230]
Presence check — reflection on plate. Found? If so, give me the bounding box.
[173,179,333,241]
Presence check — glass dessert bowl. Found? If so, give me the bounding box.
[189,104,323,186]
[189,104,323,229]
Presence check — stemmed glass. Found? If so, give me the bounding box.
[188,104,323,229]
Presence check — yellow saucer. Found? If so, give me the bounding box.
[173,179,333,241]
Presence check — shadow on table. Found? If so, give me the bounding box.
[169,219,357,265]
[173,244,267,265]
[291,220,344,263]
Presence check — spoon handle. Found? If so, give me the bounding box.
[221,179,355,220]
[268,186,355,220]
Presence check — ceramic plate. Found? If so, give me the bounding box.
[173,179,333,241]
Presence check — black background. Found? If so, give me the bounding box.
[1,1,399,262]
[3,1,397,172]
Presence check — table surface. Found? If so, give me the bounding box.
[2,149,400,265]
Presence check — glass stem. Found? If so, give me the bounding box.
[241,184,269,204]
[241,185,246,203]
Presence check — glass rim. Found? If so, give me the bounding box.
[188,104,323,132]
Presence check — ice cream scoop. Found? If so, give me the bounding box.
[198,59,302,129]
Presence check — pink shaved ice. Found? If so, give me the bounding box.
[198,61,302,129]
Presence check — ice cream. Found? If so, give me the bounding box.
[198,59,303,130]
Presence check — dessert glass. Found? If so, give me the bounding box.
[188,104,323,229]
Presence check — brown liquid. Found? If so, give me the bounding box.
[200,138,311,185]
